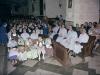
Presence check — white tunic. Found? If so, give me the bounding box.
[49,26,59,39]
[9,48,19,57]
[21,32,29,41]
[61,30,78,50]
[77,33,89,43]
[74,33,89,54]
[44,38,52,48]
[56,28,67,43]
[7,40,17,48]
[30,33,38,40]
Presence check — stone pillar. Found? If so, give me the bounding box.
[0,45,7,75]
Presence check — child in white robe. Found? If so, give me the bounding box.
[17,46,27,61]
[30,30,38,40]
[37,37,46,61]
[21,29,30,41]
[44,38,53,57]
[7,39,18,48]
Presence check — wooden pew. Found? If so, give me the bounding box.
[52,40,70,66]
[52,36,96,66]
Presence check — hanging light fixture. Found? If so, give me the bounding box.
[59,0,62,8]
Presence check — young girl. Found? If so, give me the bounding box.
[44,38,53,57]
[37,37,46,61]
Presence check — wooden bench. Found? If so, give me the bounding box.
[52,36,96,66]
[52,40,70,66]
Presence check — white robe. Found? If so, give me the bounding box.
[30,33,38,40]
[49,26,59,39]
[73,33,89,54]
[7,40,17,48]
[21,32,29,41]
[8,48,19,57]
[61,30,78,50]
[56,28,67,43]
[18,51,27,61]
[44,38,52,48]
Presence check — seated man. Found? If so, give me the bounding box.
[74,29,89,54]
[60,25,78,50]
[49,24,60,39]
[56,25,67,43]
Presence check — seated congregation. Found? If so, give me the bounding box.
[6,17,100,66]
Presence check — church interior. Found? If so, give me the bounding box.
[0,0,100,75]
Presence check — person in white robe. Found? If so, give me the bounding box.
[7,39,18,48]
[44,38,53,57]
[21,29,30,41]
[49,24,60,39]
[61,25,78,51]
[18,36,25,46]
[37,37,46,61]
[35,27,40,35]
[17,46,27,61]
[30,30,38,40]
[74,29,89,54]
[56,25,67,43]
[37,42,46,61]
[21,29,30,45]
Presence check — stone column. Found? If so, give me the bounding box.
[0,45,7,75]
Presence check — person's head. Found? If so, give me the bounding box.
[89,22,92,26]
[76,24,79,27]
[38,36,42,41]
[61,24,65,28]
[84,22,88,26]
[80,28,86,34]
[68,25,72,30]
[32,30,36,33]
[3,23,7,27]
[80,24,84,28]
[23,29,26,33]
[93,22,97,28]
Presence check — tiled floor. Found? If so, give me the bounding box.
[7,47,100,75]
[24,69,62,75]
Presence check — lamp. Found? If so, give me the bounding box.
[59,0,62,8]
